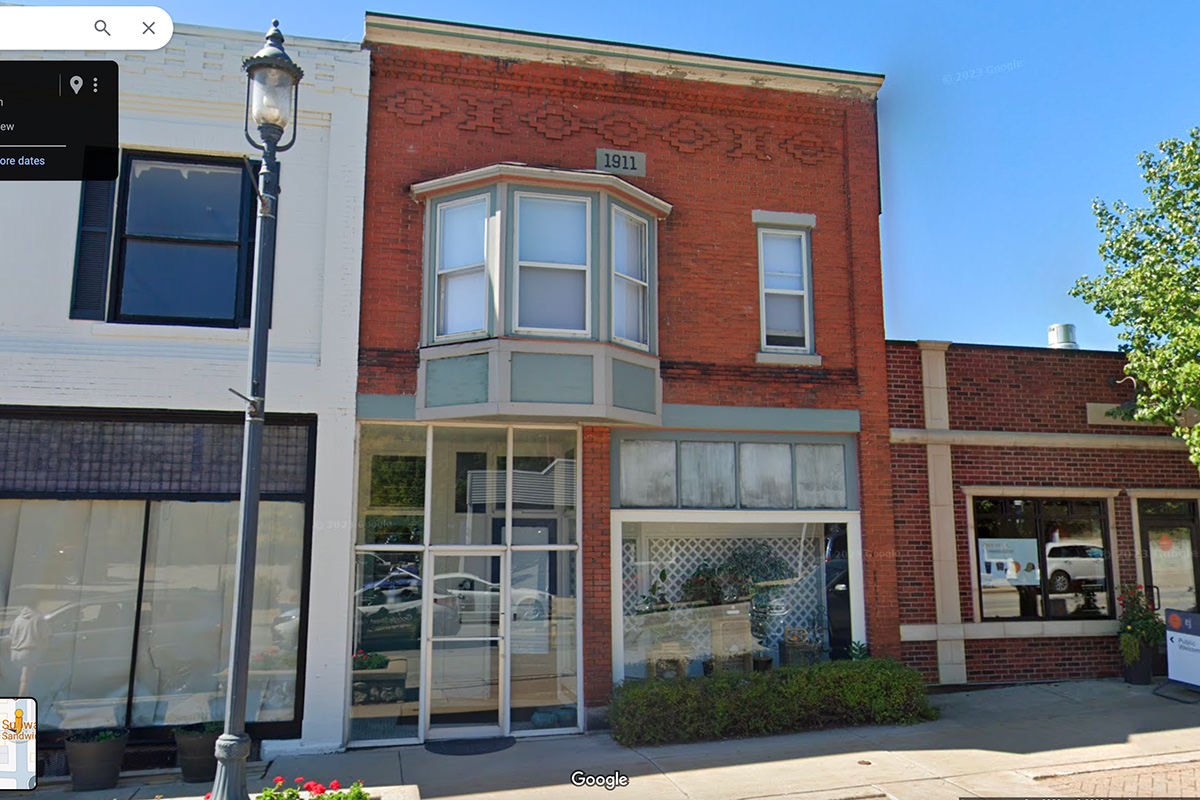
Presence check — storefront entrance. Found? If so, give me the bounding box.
[350,425,580,744]
[1138,499,1200,615]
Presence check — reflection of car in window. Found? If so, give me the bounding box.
[1046,543,1106,593]
[432,572,551,621]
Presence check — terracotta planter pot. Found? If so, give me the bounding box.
[65,729,128,791]
[174,725,220,783]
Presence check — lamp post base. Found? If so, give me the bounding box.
[210,732,253,800]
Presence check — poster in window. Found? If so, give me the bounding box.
[978,538,1040,587]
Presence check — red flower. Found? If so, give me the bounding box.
[296,777,306,783]
[311,783,327,795]
[204,794,212,800]
[329,780,341,790]
[275,776,285,784]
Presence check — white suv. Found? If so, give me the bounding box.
[1045,543,1106,593]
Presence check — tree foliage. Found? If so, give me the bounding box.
[1071,128,1200,468]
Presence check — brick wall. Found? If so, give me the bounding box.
[900,641,938,684]
[892,443,936,625]
[964,638,1122,682]
[888,340,1200,684]
[361,44,886,403]
[581,426,612,706]
[943,344,1149,436]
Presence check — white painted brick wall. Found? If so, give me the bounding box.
[0,22,369,753]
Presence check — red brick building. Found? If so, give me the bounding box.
[888,339,1200,685]
[352,15,894,743]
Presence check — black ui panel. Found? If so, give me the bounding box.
[0,60,118,181]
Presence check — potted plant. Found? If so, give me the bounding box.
[174,720,222,782]
[65,727,128,791]
[1117,584,1165,684]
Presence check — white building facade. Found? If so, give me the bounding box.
[0,23,368,756]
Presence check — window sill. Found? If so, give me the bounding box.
[900,619,1119,640]
[756,351,822,367]
[90,323,250,342]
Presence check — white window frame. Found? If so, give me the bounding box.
[513,191,592,337]
[432,193,490,343]
[610,205,650,351]
[757,226,813,354]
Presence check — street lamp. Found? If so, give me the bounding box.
[211,20,303,800]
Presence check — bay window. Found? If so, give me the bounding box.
[435,195,489,338]
[415,164,670,353]
[515,193,590,334]
[612,206,649,348]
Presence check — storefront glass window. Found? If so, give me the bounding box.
[131,501,304,726]
[0,500,144,730]
[620,522,825,680]
[974,497,1113,620]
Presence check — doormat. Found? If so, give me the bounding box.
[424,737,515,756]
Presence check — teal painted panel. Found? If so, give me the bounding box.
[510,353,593,404]
[357,394,417,420]
[426,354,489,407]
[662,404,861,432]
[612,359,657,413]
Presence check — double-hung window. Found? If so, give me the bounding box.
[70,152,257,327]
[435,195,489,338]
[515,193,590,334]
[612,206,649,348]
[758,227,812,351]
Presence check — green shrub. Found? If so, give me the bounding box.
[609,658,934,746]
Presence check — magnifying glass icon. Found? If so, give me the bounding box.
[95,19,110,36]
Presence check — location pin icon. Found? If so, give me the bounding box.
[69,76,83,95]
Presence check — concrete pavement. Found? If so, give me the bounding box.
[26,678,1200,800]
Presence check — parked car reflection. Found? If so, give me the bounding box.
[1046,543,1106,593]
[432,572,552,622]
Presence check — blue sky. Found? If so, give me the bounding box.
[39,0,1200,350]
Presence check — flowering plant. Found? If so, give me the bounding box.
[251,647,297,670]
[352,649,389,670]
[204,776,372,800]
[1117,584,1165,665]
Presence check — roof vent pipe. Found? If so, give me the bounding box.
[1048,323,1079,350]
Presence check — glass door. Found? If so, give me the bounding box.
[425,552,505,738]
[1139,500,1200,614]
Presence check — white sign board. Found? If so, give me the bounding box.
[1165,608,1200,689]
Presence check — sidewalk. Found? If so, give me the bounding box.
[29,678,1200,800]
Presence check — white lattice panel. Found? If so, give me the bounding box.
[622,524,827,658]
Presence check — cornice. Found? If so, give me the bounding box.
[365,14,883,100]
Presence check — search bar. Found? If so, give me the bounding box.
[0,6,173,50]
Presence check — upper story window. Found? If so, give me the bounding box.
[612,207,648,347]
[435,195,488,338]
[70,152,257,327]
[515,193,590,334]
[754,210,816,355]
[413,164,671,353]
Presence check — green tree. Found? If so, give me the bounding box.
[1072,127,1200,468]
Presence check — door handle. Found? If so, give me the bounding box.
[1153,584,1162,611]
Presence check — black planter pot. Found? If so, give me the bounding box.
[1123,643,1154,685]
[174,725,220,782]
[65,729,128,791]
